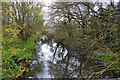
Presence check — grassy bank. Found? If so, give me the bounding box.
[2,35,37,78]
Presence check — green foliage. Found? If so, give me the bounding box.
[96,53,118,62]
[2,2,44,42]
[48,2,120,77]
[1,2,46,78]
[2,35,37,78]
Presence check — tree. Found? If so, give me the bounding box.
[1,2,46,78]
[47,1,120,78]
[2,2,44,42]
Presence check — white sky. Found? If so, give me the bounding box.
[1,0,119,2]
[41,0,119,2]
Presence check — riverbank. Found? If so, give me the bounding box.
[47,34,120,77]
[2,35,37,78]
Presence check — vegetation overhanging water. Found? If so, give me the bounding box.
[1,1,120,79]
[21,36,119,78]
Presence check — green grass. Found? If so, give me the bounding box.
[2,34,37,78]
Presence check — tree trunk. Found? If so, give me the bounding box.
[19,29,27,43]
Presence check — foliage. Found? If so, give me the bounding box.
[2,2,44,42]
[1,2,45,78]
[2,34,37,78]
[96,53,118,62]
[1,1,120,78]
[47,1,120,78]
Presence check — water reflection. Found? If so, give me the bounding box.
[22,36,119,78]
[48,47,96,78]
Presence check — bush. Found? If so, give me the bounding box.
[2,35,37,78]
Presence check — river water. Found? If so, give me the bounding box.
[22,36,119,78]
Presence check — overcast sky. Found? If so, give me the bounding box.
[39,0,119,2]
[1,0,119,2]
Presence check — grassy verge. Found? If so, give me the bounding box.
[2,35,37,78]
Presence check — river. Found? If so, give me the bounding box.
[21,36,119,79]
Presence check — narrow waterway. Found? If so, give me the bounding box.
[22,36,119,78]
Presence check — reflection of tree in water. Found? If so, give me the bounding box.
[47,42,97,78]
[38,36,119,78]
